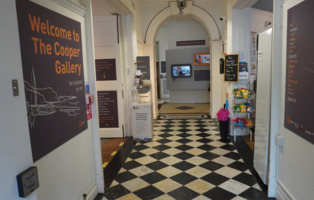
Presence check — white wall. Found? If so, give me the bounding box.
[0,1,99,199]
[142,0,225,43]
[226,6,251,135]
[277,0,314,199]
[0,1,36,199]
[156,18,210,102]
[156,18,210,60]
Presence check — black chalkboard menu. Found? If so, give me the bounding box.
[224,54,239,82]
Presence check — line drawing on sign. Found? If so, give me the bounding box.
[24,67,80,128]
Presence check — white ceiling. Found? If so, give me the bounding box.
[92,0,115,16]
[91,0,273,17]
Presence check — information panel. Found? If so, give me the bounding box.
[224,54,239,82]
[16,0,87,161]
[95,59,116,81]
[137,56,150,80]
[284,0,314,144]
[98,91,119,128]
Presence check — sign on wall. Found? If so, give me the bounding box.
[284,0,314,144]
[16,0,87,161]
[176,40,206,46]
[95,59,117,81]
[137,56,150,80]
[224,54,239,82]
[97,91,119,128]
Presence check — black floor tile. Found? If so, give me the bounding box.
[140,172,167,184]
[104,185,130,200]
[175,144,194,151]
[158,133,173,138]
[201,172,229,186]
[156,138,172,144]
[122,160,142,170]
[197,138,213,143]
[170,172,197,185]
[133,144,149,151]
[198,144,216,151]
[177,129,191,134]
[200,161,224,171]
[198,152,220,160]
[233,172,258,186]
[173,152,194,160]
[114,171,137,183]
[153,144,171,151]
[146,161,168,171]
[150,152,170,160]
[239,187,268,199]
[196,132,211,137]
[128,151,146,159]
[172,161,196,171]
[203,187,236,200]
[223,151,242,160]
[177,138,193,144]
[227,161,249,172]
[220,143,235,151]
[133,185,164,199]
[168,186,199,200]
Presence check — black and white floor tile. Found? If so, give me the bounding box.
[101,119,267,200]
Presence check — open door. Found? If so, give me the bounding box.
[94,16,125,138]
[254,28,272,184]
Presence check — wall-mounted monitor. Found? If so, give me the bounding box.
[194,53,210,65]
[171,64,192,78]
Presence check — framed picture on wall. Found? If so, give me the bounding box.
[194,53,210,66]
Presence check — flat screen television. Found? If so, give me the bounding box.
[171,64,192,78]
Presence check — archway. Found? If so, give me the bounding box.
[144,1,224,119]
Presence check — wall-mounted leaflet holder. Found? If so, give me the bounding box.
[220,58,224,74]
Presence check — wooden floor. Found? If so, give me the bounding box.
[101,138,128,168]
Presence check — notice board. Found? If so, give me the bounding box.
[16,0,87,161]
[284,0,314,144]
[224,54,239,82]
[95,59,116,81]
[97,91,119,128]
[137,56,150,80]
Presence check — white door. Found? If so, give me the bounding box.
[254,28,272,184]
[94,16,125,138]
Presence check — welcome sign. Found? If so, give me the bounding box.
[16,0,87,161]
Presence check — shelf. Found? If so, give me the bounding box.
[233,97,255,100]
[233,125,253,129]
[233,112,252,115]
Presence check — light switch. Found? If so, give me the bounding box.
[12,79,19,96]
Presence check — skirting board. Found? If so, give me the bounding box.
[276,179,295,200]
[80,180,98,200]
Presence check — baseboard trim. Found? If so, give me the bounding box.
[276,179,295,200]
[80,180,98,200]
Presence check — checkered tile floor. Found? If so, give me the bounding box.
[102,119,267,200]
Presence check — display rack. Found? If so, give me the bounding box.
[231,82,255,141]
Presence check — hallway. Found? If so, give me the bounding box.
[97,118,267,200]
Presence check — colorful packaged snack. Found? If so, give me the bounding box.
[233,104,241,113]
[244,102,253,113]
[240,103,247,113]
